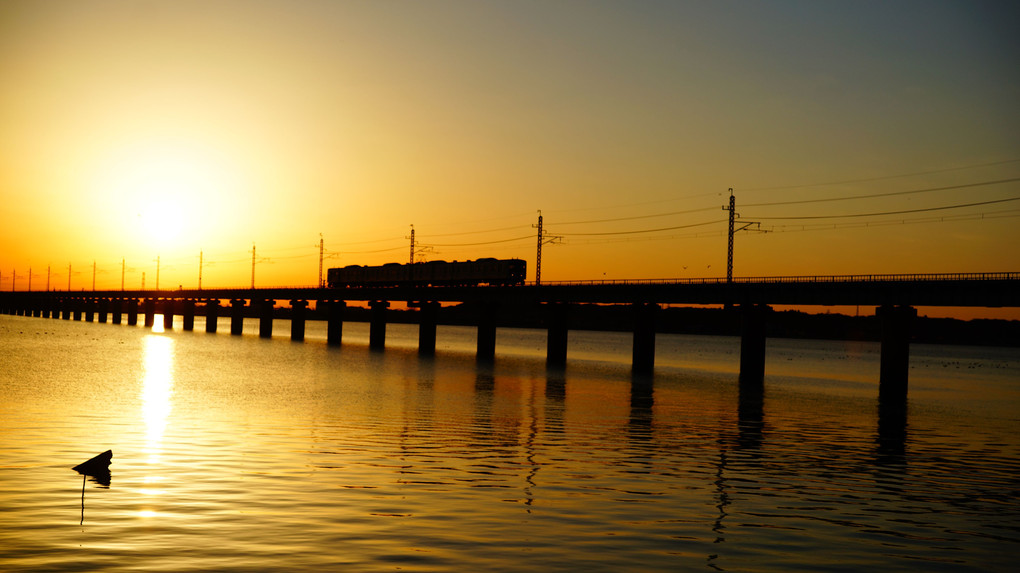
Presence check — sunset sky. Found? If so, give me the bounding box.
[1,1,1018,317]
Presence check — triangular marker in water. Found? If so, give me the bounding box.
[73,450,112,475]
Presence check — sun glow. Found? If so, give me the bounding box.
[90,137,248,253]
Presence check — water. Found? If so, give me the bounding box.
[1,314,1018,571]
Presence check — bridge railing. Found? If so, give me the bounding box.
[534,271,1020,287]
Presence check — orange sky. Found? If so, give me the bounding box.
[1,1,1018,319]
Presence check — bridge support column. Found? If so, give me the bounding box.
[290,300,307,341]
[546,303,569,369]
[259,300,274,338]
[370,300,389,350]
[205,299,220,333]
[127,299,139,325]
[144,299,155,327]
[163,299,175,330]
[739,304,770,384]
[73,300,83,321]
[182,299,195,331]
[878,305,915,402]
[476,302,497,362]
[98,299,108,323]
[230,299,246,335]
[327,301,345,346]
[632,303,658,375]
[418,302,439,356]
[111,299,122,324]
[84,300,94,322]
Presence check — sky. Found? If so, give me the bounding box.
[1,0,1018,318]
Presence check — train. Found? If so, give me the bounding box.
[327,258,527,288]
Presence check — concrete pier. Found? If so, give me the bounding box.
[369,300,389,349]
[111,299,122,324]
[97,299,108,323]
[878,305,916,402]
[739,304,770,384]
[632,303,658,375]
[290,300,307,341]
[127,299,139,325]
[327,300,345,346]
[230,299,246,335]
[259,300,274,338]
[417,302,439,356]
[546,303,569,369]
[182,299,195,331]
[144,299,155,327]
[205,299,220,333]
[84,300,94,323]
[476,302,497,362]
[163,299,175,330]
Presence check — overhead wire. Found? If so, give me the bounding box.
[741,178,1020,207]
[748,196,1020,220]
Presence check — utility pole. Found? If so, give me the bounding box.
[121,259,125,291]
[532,211,561,285]
[407,225,416,264]
[11,269,15,292]
[318,234,324,288]
[723,189,735,283]
[47,265,51,292]
[142,272,146,290]
[534,212,543,284]
[92,260,96,291]
[68,263,72,291]
[721,188,763,283]
[28,267,32,292]
[199,251,203,290]
[251,243,256,289]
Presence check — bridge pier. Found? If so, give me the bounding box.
[259,300,274,338]
[739,304,770,384]
[546,303,569,369]
[418,302,439,356]
[369,300,389,349]
[111,299,122,324]
[127,299,139,325]
[182,299,195,331]
[205,299,220,333]
[97,298,108,323]
[327,300,345,346]
[290,300,307,341]
[476,302,497,362]
[144,299,155,327]
[632,303,658,375]
[230,299,246,335]
[878,305,916,402]
[163,299,175,330]
[73,300,83,321]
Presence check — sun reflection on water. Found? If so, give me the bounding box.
[141,335,174,463]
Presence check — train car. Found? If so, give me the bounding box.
[327,258,526,288]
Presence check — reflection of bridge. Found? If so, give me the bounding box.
[2,272,1017,401]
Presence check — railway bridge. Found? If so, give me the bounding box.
[2,272,1018,402]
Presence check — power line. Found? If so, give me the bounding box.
[749,196,1020,220]
[558,219,727,236]
[741,158,1020,192]
[430,234,534,247]
[742,177,1020,208]
[549,206,719,226]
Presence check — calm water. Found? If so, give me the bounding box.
[1,313,1018,572]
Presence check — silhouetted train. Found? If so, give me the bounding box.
[327,258,527,288]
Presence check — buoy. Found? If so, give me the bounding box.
[73,450,112,475]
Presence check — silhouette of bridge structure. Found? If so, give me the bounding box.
[3,272,1017,403]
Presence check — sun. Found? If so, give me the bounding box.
[94,138,242,251]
